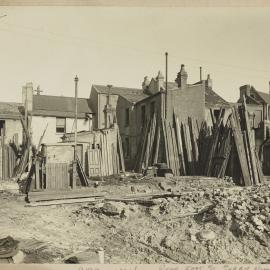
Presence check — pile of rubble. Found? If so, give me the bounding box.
[68,177,270,263]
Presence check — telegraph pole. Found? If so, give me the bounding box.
[74,75,78,159]
[73,75,78,189]
[165,52,168,119]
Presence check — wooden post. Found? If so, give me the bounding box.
[73,76,79,189]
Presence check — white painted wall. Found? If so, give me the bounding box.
[5,119,23,144]
[31,115,91,146]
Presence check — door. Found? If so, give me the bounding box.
[88,148,101,176]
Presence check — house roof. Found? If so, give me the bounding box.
[0,102,22,119]
[32,95,93,118]
[168,81,229,108]
[205,87,229,108]
[92,84,149,103]
[256,90,270,104]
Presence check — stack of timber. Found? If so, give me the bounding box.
[203,102,263,186]
[99,126,125,177]
[134,113,201,176]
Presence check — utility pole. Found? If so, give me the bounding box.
[73,75,78,189]
[74,75,78,159]
[165,52,168,119]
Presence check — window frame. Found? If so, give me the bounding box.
[125,108,130,127]
[56,117,66,134]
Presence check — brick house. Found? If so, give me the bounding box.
[89,84,148,168]
[90,65,229,169]
[237,84,270,173]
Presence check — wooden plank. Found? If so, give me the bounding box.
[230,107,252,186]
[26,197,102,207]
[153,123,161,165]
[175,116,186,175]
[76,155,89,186]
[117,127,125,174]
[35,160,40,190]
[242,97,259,185]
[28,191,104,202]
[161,118,169,167]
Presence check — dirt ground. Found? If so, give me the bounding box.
[0,176,270,264]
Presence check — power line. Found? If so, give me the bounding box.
[1,21,270,77]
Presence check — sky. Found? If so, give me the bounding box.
[0,7,270,103]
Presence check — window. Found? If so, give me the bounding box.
[141,105,146,126]
[125,108,130,126]
[213,109,220,122]
[56,117,66,133]
[0,120,5,136]
[150,101,155,116]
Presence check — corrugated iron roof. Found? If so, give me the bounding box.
[32,95,93,118]
[0,102,22,119]
[92,84,149,103]
[255,90,270,104]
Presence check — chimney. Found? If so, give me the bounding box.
[22,82,33,113]
[240,85,251,100]
[206,74,212,89]
[175,64,188,88]
[142,76,150,92]
[156,70,164,91]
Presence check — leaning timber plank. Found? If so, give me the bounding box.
[242,131,253,184]
[170,123,180,176]
[255,150,264,183]
[165,120,175,174]
[136,119,149,171]
[242,97,259,185]
[161,118,169,167]
[117,127,125,174]
[175,116,186,175]
[153,123,161,164]
[230,107,252,186]
[148,114,157,166]
[26,197,103,207]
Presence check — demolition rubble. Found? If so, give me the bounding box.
[0,73,270,264]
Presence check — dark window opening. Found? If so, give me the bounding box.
[150,101,155,116]
[0,120,5,136]
[213,109,220,122]
[125,108,130,126]
[56,117,66,133]
[141,105,146,126]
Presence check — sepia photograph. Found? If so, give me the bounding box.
[0,1,269,266]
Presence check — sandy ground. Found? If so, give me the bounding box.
[0,176,269,264]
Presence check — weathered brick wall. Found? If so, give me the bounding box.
[167,84,205,125]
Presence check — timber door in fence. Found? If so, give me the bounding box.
[88,148,101,176]
[46,163,70,189]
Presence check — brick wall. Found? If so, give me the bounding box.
[167,84,205,125]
